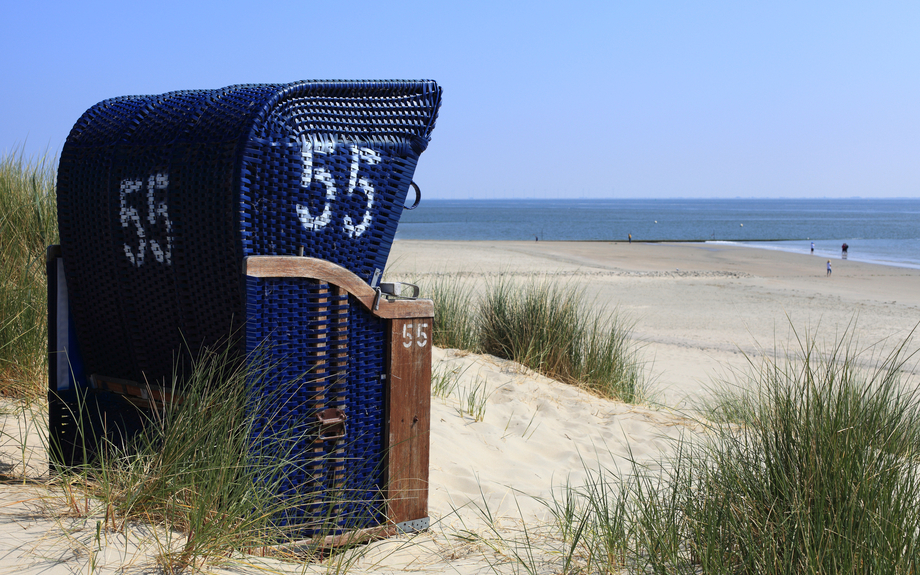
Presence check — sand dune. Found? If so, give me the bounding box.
[1,240,918,573]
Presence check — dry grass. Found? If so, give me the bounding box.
[0,149,57,400]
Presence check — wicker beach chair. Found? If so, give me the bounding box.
[51,80,442,536]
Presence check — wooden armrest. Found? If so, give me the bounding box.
[244,256,433,319]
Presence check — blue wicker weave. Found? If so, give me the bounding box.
[244,276,389,533]
[57,80,441,387]
[54,80,441,534]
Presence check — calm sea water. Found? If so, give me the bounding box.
[396,198,920,270]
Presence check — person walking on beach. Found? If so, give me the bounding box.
[842,242,848,259]
[628,233,632,244]
[811,242,814,254]
[827,260,832,276]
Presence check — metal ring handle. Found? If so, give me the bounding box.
[405,181,421,210]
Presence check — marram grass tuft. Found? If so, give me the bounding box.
[0,149,57,400]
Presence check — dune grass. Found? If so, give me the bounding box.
[431,362,463,399]
[50,344,375,573]
[0,150,57,400]
[478,276,645,403]
[463,325,920,574]
[424,274,478,351]
[421,274,647,404]
[673,328,920,574]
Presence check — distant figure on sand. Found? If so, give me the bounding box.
[811,242,814,254]
[842,242,848,259]
[628,233,632,244]
[827,260,832,276]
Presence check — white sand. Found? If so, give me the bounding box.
[2,240,918,574]
[388,240,920,407]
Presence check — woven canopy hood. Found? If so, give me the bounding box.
[56,80,443,386]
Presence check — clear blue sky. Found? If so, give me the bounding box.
[3,1,919,199]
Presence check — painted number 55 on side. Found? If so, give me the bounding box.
[402,323,429,348]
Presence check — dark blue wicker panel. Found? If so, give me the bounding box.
[246,276,389,535]
[56,80,441,390]
[57,84,283,385]
[341,301,388,529]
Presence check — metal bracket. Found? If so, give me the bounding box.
[395,517,429,534]
[316,407,347,441]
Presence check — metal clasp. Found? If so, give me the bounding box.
[378,282,420,299]
[316,407,347,441]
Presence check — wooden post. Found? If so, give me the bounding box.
[386,317,432,528]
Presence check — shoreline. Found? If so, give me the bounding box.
[388,238,920,279]
[394,236,920,271]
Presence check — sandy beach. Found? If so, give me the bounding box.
[2,240,919,574]
[389,240,920,406]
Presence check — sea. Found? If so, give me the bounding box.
[395,198,920,270]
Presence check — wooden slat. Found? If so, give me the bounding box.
[386,318,432,526]
[244,256,433,319]
[249,524,397,555]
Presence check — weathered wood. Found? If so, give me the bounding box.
[386,318,432,526]
[250,524,397,555]
[244,256,433,319]
[89,374,180,410]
